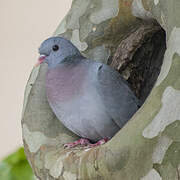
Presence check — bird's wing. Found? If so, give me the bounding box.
[96,63,140,128]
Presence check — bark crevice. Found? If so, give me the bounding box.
[110,22,166,102]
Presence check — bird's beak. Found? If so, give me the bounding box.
[34,55,46,67]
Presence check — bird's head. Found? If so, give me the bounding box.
[36,37,82,68]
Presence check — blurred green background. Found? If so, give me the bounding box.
[0,148,35,180]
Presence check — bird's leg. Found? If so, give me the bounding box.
[87,138,109,148]
[64,138,91,148]
[64,138,109,148]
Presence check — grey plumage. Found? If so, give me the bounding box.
[38,37,140,142]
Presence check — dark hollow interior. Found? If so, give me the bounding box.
[109,24,166,104]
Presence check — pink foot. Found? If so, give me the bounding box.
[88,138,109,148]
[64,138,91,148]
[64,138,109,148]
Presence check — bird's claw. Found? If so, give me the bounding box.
[87,138,109,148]
[64,138,109,148]
[64,138,91,148]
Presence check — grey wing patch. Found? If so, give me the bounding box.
[97,64,140,128]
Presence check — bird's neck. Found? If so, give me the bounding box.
[61,54,84,65]
[48,54,84,69]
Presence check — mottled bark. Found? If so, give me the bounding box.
[22,0,180,179]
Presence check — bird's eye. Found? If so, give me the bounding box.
[52,45,59,51]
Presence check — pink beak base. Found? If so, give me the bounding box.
[34,55,46,67]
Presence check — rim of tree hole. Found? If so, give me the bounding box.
[21,0,180,179]
[110,22,166,103]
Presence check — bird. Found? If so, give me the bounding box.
[36,37,140,148]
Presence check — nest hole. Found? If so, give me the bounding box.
[109,22,166,103]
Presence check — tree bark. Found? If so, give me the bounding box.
[22,0,180,179]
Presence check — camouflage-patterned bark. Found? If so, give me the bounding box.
[22,0,180,179]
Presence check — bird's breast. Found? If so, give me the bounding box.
[46,65,87,103]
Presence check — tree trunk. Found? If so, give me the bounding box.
[22,0,180,179]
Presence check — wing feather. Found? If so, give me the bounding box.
[97,64,140,128]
